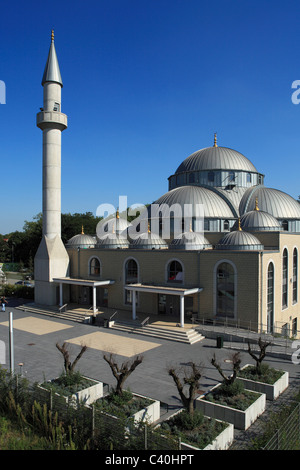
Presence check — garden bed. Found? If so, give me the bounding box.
[94,390,160,424]
[159,409,234,450]
[196,382,266,430]
[39,373,103,405]
[237,364,289,400]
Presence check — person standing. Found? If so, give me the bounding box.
[1,296,7,312]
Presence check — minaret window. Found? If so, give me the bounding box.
[53,102,60,111]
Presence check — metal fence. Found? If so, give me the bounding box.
[0,376,180,450]
[263,403,300,450]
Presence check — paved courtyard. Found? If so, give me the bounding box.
[0,305,299,413]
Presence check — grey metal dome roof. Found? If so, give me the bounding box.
[170,231,212,250]
[66,230,96,249]
[216,225,264,251]
[102,216,132,234]
[239,186,300,219]
[237,203,281,232]
[97,233,129,250]
[175,145,257,174]
[129,231,168,250]
[152,186,235,219]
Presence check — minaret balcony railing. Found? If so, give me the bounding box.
[36,110,67,131]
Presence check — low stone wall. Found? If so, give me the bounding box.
[237,366,289,401]
[196,384,266,430]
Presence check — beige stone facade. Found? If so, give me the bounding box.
[59,229,300,335]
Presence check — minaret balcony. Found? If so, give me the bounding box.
[36,110,67,131]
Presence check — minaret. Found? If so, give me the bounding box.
[34,31,69,306]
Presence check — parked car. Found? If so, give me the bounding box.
[15,280,34,287]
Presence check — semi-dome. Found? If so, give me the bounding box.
[66,228,96,249]
[152,185,235,219]
[170,230,212,250]
[237,201,281,232]
[239,186,300,219]
[175,145,258,174]
[216,223,264,251]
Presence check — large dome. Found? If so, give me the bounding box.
[152,186,235,219]
[239,186,300,219]
[175,146,258,174]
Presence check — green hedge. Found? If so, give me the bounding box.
[0,284,34,299]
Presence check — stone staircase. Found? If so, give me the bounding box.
[16,303,92,324]
[110,320,205,344]
[16,304,205,344]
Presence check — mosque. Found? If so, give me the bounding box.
[34,33,300,336]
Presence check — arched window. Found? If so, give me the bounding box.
[247,173,251,183]
[89,257,100,276]
[216,262,235,317]
[282,220,288,231]
[293,248,298,304]
[125,259,138,283]
[168,260,183,283]
[224,220,230,231]
[267,262,274,333]
[188,172,195,183]
[282,249,288,309]
[125,259,138,304]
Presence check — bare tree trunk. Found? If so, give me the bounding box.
[247,337,271,375]
[103,353,143,396]
[168,363,202,415]
[211,352,241,385]
[56,342,87,375]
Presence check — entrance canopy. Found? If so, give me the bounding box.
[125,283,202,327]
[53,277,115,313]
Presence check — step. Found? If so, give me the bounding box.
[16,305,91,323]
[110,321,205,344]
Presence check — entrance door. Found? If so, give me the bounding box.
[158,294,167,314]
[166,295,180,316]
[79,286,90,305]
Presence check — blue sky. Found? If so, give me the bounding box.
[1,0,300,234]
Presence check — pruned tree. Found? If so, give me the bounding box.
[211,352,241,385]
[168,362,202,415]
[56,342,88,376]
[103,353,143,396]
[247,337,272,375]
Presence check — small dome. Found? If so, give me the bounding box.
[97,233,129,250]
[175,145,257,174]
[102,212,132,234]
[216,224,264,251]
[239,186,300,219]
[237,201,281,232]
[170,231,212,250]
[129,229,168,250]
[66,227,96,249]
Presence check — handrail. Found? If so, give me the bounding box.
[141,316,150,327]
[58,303,67,313]
[109,310,118,321]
